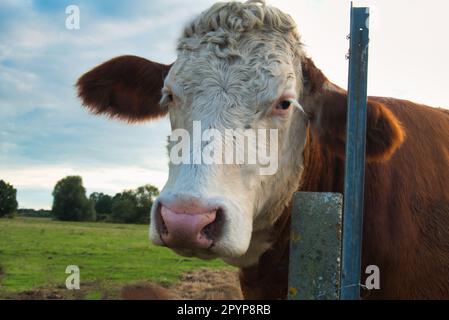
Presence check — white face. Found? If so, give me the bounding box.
[149,2,309,267]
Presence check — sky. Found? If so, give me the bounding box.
[1,0,448,209]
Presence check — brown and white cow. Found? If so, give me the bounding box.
[77,1,449,299]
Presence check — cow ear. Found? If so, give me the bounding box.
[302,57,405,163]
[77,55,172,122]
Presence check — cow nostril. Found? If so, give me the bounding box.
[159,215,168,235]
[200,208,224,244]
[156,204,168,236]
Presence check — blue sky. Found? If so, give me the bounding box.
[1,0,448,209]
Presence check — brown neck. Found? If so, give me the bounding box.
[299,127,346,193]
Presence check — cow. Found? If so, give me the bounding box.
[76,0,449,299]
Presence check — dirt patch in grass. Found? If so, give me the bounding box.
[2,268,242,300]
[170,268,242,299]
[122,268,242,300]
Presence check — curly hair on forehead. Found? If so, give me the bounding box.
[177,0,302,58]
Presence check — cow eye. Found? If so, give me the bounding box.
[277,100,291,110]
[161,88,175,107]
[272,97,295,116]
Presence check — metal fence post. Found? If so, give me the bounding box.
[340,4,370,300]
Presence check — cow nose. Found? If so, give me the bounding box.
[157,205,222,250]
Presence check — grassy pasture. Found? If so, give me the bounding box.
[0,217,231,298]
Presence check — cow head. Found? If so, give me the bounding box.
[77,0,404,267]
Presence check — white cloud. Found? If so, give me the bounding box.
[0,64,37,91]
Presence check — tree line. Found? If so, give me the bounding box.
[0,177,159,224]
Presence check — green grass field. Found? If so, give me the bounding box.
[0,217,231,298]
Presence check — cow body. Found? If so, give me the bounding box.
[77,0,449,299]
[240,94,449,299]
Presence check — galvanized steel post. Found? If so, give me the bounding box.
[340,4,370,300]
